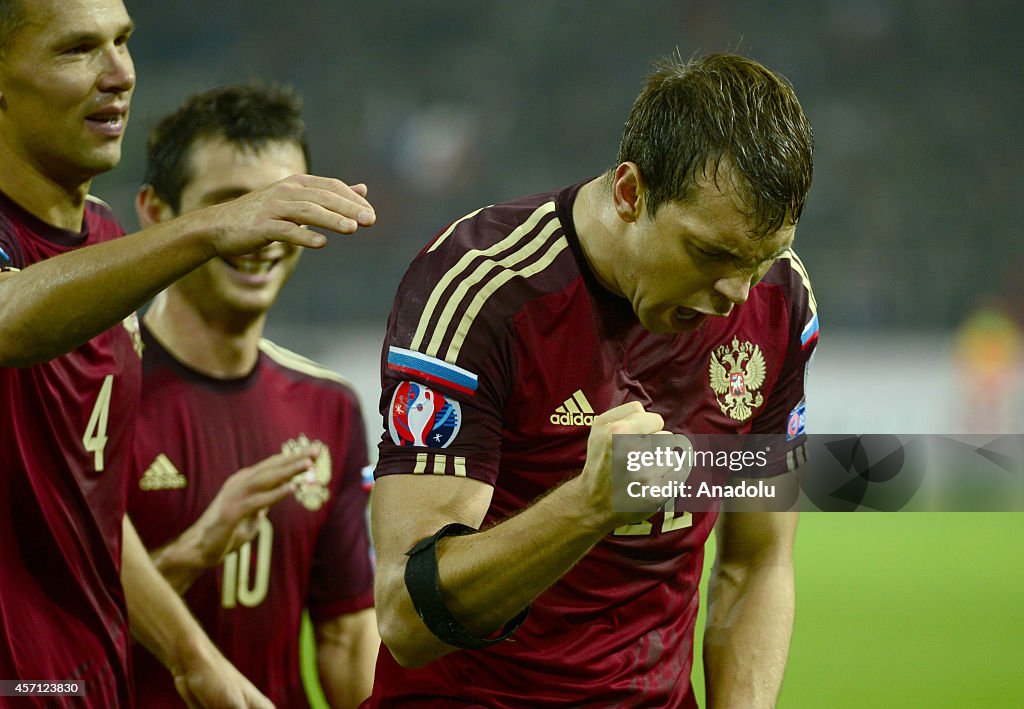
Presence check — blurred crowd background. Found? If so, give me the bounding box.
[93,0,1023,432]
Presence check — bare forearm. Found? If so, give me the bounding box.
[1,174,377,367]
[150,523,218,595]
[316,609,378,709]
[121,516,215,674]
[703,559,795,708]
[380,477,612,667]
[125,518,276,707]
[0,215,212,366]
[376,403,666,667]
[317,643,374,709]
[439,478,607,631]
[150,449,316,594]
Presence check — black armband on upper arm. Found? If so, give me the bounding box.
[404,522,529,650]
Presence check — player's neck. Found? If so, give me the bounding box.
[573,176,626,297]
[144,293,266,379]
[0,146,90,231]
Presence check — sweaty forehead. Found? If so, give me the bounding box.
[18,0,130,41]
[753,224,796,262]
[670,171,794,259]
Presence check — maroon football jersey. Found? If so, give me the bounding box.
[127,325,374,708]
[0,191,141,707]
[370,182,818,707]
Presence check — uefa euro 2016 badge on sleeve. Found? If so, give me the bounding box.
[389,381,462,448]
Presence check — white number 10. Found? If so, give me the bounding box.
[222,517,274,609]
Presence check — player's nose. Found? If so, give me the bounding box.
[98,44,136,94]
[713,272,752,310]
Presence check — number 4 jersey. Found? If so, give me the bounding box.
[127,324,374,708]
[0,190,141,708]
[371,181,819,707]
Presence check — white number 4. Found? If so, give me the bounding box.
[82,374,114,472]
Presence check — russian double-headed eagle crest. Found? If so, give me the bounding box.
[709,337,767,421]
[282,434,332,511]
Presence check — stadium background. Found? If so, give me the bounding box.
[93,2,1023,706]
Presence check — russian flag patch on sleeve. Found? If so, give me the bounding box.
[386,346,478,396]
[800,314,819,350]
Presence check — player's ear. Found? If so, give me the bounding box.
[612,162,645,224]
[135,184,174,228]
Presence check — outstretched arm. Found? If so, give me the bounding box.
[0,176,374,367]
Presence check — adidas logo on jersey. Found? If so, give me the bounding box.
[550,389,596,427]
[139,453,187,491]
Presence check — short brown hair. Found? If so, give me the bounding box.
[617,52,814,236]
[145,84,309,213]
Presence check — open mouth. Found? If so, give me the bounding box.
[676,306,710,322]
[86,115,122,125]
[222,257,279,277]
[85,107,127,133]
[673,307,709,331]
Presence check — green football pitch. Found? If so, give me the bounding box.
[300,513,1024,707]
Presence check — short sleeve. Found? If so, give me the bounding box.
[374,222,519,487]
[748,251,819,475]
[307,396,375,622]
